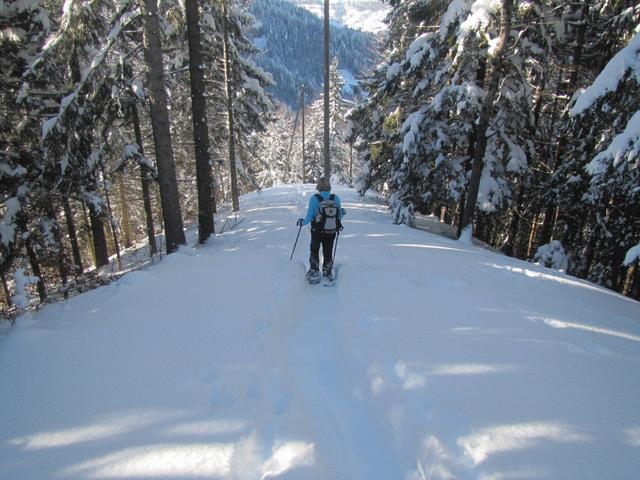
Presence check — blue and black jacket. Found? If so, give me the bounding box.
[301,191,344,228]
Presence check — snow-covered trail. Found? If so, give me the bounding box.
[1,185,640,480]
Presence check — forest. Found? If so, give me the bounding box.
[1,0,639,320]
[349,0,640,299]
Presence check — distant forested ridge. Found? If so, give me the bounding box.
[248,0,378,108]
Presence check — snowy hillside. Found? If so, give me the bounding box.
[1,185,639,479]
[289,0,390,33]
[249,0,377,108]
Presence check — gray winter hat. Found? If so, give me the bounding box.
[316,177,331,192]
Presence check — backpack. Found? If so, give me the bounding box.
[313,193,342,234]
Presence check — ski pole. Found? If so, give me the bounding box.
[333,231,340,263]
[290,224,303,261]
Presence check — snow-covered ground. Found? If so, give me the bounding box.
[1,184,639,479]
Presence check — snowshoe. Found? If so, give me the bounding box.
[306,269,321,285]
[322,270,335,287]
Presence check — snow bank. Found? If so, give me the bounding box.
[533,240,569,272]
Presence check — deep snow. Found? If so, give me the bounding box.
[1,185,639,480]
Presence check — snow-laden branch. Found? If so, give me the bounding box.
[40,7,141,142]
[571,31,640,117]
[624,244,640,266]
[586,110,640,175]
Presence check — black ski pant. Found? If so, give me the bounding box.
[309,229,336,273]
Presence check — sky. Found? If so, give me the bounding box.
[1,184,639,479]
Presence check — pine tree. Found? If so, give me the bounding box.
[140,0,186,253]
[185,0,215,243]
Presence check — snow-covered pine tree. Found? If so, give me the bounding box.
[0,0,52,298]
[351,0,541,231]
[11,1,147,297]
[561,5,640,291]
[180,0,275,206]
[328,58,353,184]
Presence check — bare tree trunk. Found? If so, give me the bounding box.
[1,271,11,308]
[527,214,540,258]
[44,201,69,295]
[131,102,157,256]
[118,173,132,249]
[461,0,512,232]
[62,197,84,275]
[81,201,95,264]
[87,187,110,268]
[624,262,639,299]
[102,168,122,270]
[25,239,46,302]
[501,184,525,257]
[140,0,186,253]
[186,0,215,242]
[222,0,240,211]
[323,0,331,179]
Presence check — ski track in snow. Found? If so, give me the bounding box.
[1,185,640,479]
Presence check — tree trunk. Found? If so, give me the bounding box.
[1,271,11,308]
[457,62,484,238]
[88,201,110,268]
[140,0,186,253]
[131,102,157,256]
[62,197,84,275]
[502,184,525,257]
[527,213,539,258]
[25,238,46,302]
[461,0,512,232]
[186,0,215,243]
[222,0,240,211]
[44,201,69,295]
[118,173,132,249]
[624,262,639,299]
[81,201,95,264]
[323,0,331,179]
[102,168,122,270]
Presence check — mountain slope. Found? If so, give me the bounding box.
[249,0,377,108]
[289,0,390,33]
[1,185,639,479]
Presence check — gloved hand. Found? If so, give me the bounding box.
[296,218,304,227]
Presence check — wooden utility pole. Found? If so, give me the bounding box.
[323,0,330,179]
[300,86,306,183]
[222,0,240,211]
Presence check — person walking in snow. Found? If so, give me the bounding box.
[297,177,345,284]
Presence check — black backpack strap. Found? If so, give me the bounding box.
[329,194,335,201]
[314,193,323,202]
